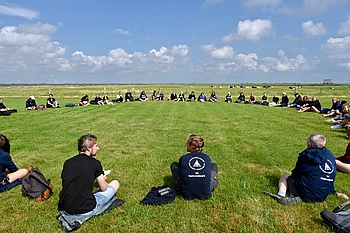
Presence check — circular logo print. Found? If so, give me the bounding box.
[188,157,206,171]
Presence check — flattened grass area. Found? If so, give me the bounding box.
[1,84,350,233]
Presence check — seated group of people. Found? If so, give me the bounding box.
[1,132,218,231]
[25,94,60,110]
[88,93,113,106]
[234,91,271,106]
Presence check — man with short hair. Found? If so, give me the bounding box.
[266,134,348,205]
[58,134,122,230]
[46,94,59,108]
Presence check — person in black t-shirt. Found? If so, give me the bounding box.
[58,134,121,215]
[170,134,218,200]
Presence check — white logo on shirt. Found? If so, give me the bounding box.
[319,159,334,174]
[188,157,205,171]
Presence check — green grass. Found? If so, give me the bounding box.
[0,84,350,233]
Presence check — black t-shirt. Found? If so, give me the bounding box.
[58,154,104,214]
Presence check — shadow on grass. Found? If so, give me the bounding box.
[163,175,174,188]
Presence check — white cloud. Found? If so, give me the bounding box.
[222,19,274,42]
[338,62,350,69]
[0,4,39,20]
[112,28,132,36]
[202,44,234,59]
[240,0,283,9]
[276,0,347,16]
[170,44,189,56]
[302,20,327,37]
[321,36,350,51]
[203,0,224,8]
[0,23,65,60]
[338,17,350,35]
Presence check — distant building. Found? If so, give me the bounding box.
[323,78,333,84]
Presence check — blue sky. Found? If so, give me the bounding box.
[1,0,350,84]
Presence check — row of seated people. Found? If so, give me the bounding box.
[25,94,60,110]
[286,93,350,139]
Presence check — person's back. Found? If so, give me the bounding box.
[170,134,218,200]
[58,153,101,214]
[292,143,336,202]
[178,151,212,200]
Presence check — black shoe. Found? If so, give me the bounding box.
[278,196,302,205]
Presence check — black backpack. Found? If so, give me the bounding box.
[321,201,350,233]
[21,166,52,201]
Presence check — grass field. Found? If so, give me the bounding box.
[1,84,350,233]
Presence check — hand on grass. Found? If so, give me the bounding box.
[337,192,349,199]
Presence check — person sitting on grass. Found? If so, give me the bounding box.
[58,134,123,231]
[151,91,158,101]
[235,92,245,103]
[91,94,103,105]
[280,92,289,107]
[269,94,279,106]
[225,92,232,103]
[170,134,218,200]
[322,98,342,117]
[266,134,348,205]
[168,91,177,101]
[139,91,148,101]
[124,90,134,102]
[159,91,165,101]
[178,91,185,102]
[0,134,28,193]
[78,95,90,106]
[114,91,123,103]
[25,95,37,110]
[288,93,302,108]
[298,96,322,113]
[260,92,269,106]
[209,92,218,102]
[197,92,207,102]
[187,91,196,102]
[46,94,60,108]
[103,93,113,105]
[247,92,256,104]
[0,98,17,114]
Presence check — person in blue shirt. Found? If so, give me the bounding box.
[0,134,28,192]
[288,93,302,108]
[209,92,218,102]
[266,134,348,205]
[323,97,342,117]
[197,92,207,102]
[25,95,37,110]
[170,134,218,200]
[139,91,148,101]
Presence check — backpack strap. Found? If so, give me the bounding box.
[333,201,350,213]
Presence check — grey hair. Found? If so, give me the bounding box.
[308,134,326,148]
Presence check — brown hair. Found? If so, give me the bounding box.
[187,134,204,152]
[78,134,97,152]
[0,134,10,154]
